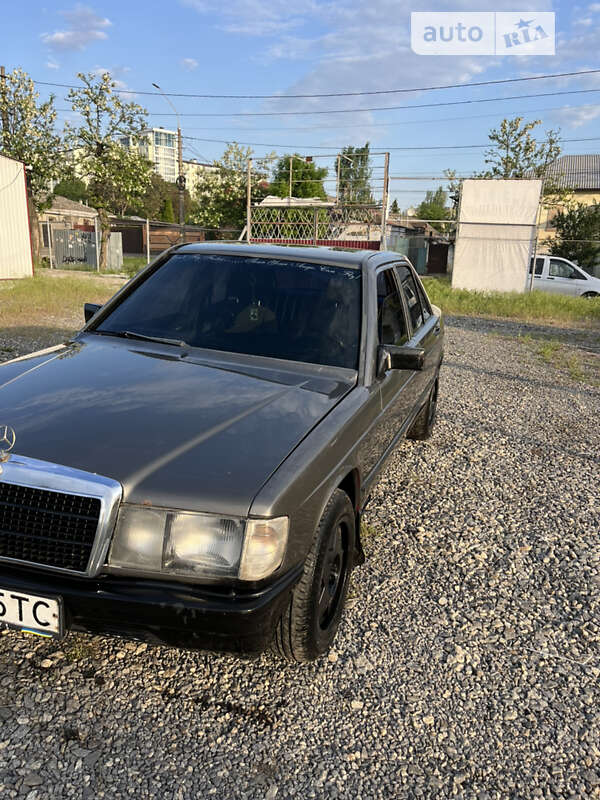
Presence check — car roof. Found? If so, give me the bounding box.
[175,241,405,271]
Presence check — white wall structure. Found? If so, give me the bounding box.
[452,179,542,293]
[0,154,33,279]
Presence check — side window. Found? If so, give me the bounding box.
[396,265,424,331]
[529,257,544,276]
[549,259,578,279]
[376,269,408,346]
[415,278,432,321]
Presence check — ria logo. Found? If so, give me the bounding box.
[411,12,555,56]
[503,17,549,50]
[0,425,16,461]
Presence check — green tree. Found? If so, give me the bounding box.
[65,72,151,269]
[188,143,271,232]
[270,155,328,199]
[390,198,400,214]
[53,175,88,204]
[161,197,175,223]
[444,169,461,219]
[336,143,373,204]
[126,173,191,221]
[478,117,561,182]
[0,68,63,262]
[550,202,600,271]
[416,187,450,231]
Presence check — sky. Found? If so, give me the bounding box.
[3,0,600,208]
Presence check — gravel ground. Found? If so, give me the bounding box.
[0,321,599,799]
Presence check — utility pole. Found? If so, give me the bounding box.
[246,158,252,243]
[176,127,185,236]
[152,83,185,236]
[0,66,9,134]
[380,152,390,249]
[528,178,545,292]
[289,156,292,204]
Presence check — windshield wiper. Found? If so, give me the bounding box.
[96,330,188,347]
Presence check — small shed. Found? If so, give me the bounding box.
[0,153,33,279]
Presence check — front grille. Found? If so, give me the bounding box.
[0,482,101,572]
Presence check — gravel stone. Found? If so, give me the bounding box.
[0,319,598,799]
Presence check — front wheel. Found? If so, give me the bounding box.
[271,490,355,662]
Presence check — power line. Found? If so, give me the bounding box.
[53,100,600,135]
[32,68,600,100]
[180,134,600,152]
[104,88,600,118]
[156,102,600,134]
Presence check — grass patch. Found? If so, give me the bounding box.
[519,334,598,386]
[422,277,600,327]
[63,637,98,663]
[109,256,148,278]
[0,272,123,330]
[360,521,380,542]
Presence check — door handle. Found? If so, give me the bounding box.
[547,276,554,280]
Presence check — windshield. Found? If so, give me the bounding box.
[95,253,362,369]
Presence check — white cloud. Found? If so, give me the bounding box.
[182,0,318,36]
[46,59,60,70]
[551,103,600,128]
[41,4,111,52]
[181,57,199,70]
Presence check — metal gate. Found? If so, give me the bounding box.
[53,229,123,271]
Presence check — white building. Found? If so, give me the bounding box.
[0,153,33,279]
[120,129,218,188]
[120,128,178,182]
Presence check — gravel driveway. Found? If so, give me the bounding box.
[0,321,599,799]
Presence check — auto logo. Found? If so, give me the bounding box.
[0,425,16,462]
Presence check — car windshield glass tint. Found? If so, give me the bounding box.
[96,253,362,369]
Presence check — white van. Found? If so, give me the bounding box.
[529,255,600,298]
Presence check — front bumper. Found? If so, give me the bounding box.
[0,564,302,655]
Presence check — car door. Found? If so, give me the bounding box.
[363,266,415,477]
[528,256,545,290]
[395,262,442,406]
[545,258,581,296]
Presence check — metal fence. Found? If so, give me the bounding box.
[43,219,242,273]
[52,229,123,271]
[248,204,384,249]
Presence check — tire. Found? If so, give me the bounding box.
[407,377,439,441]
[582,292,599,298]
[271,489,355,662]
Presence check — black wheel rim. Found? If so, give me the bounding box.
[317,522,347,630]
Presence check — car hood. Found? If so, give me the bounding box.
[0,336,356,516]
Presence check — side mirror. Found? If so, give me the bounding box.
[377,344,425,376]
[84,303,101,323]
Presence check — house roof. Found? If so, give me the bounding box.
[48,195,98,216]
[545,154,600,191]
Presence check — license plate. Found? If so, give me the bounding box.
[0,587,63,638]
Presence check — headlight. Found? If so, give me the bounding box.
[108,506,288,581]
